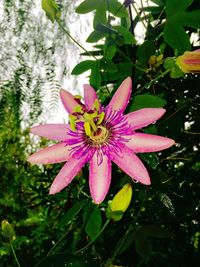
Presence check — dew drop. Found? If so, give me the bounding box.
[133,179,139,183]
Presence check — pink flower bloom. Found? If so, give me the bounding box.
[28,77,175,204]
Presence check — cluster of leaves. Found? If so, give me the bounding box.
[1,0,200,267]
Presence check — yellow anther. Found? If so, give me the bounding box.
[84,121,91,136]
[73,105,83,114]
[69,115,76,131]
[74,95,82,99]
[97,111,105,125]
[83,112,92,121]
[93,99,100,112]
[83,113,97,132]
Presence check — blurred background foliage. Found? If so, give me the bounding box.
[0,0,200,266]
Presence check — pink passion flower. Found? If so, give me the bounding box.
[28,77,175,204]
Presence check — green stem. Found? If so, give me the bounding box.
[140,69,170,90]
[74,219,110,254]
[10,242,21,267]
[132,2,147,29]
[47,226,72,256]
[72,202,93,250]
[57,19,97,60]
[117,48,146,72]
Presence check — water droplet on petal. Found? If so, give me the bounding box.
[133,179,139,183]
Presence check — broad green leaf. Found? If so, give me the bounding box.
[90,60,101,89]
[104,45,117,60]
[130,94,167,111]
[166,0,193,16]
[71,60,95,75]
[136,41,156,68]
[109,0,128,17]
[105,61,118,73]
[113,26,135,44]
[85,206,102,241]
[164,24,191,53]
[164,0,199,52]
[175,10,200,29]
[59,202,83,226]
[101,62,132,82]
[86,31,107,43]
[75,0,97,14]
[95,24,117,34]
[93,2,107,28]
[41,0,61,22]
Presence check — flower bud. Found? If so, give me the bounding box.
[1,220,16,241]
[106,183,132,221]
[176,49,200,73]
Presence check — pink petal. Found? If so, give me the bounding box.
[89,153,111,204]
[126,133,175,152]
[124,108,166,130]
[27,143,71,164]
[107,77,132,113]
[111,146,151,185]
[84,84,99,110]
[30,124,69,141]
[49,154,89,194]
[60,89,80,114]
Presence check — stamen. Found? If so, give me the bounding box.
[84,121,92,136]
[73,105,84,114]
[92,99,100,111]
[97,111,105,125]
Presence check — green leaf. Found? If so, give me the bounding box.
[59,202,83,226]
[71,60,95,75]
[101,62,132,82]
[164,58,184,78]
[136,41,156,68]
[90,60,101,89]
[113,26,135,44]
[85,206,102,241]
[109,0,128,17]
[164,23,191,53]
[75,0,97,14]
[86,31,107,43]
[104,45,117,60]
[166,0,193,16]
[93,2,107,28]
[41,0,61,22]
[130,94,167,111]
[164,0,199,52]
[105,61,118,73]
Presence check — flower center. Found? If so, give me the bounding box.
[89,126,109,145]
